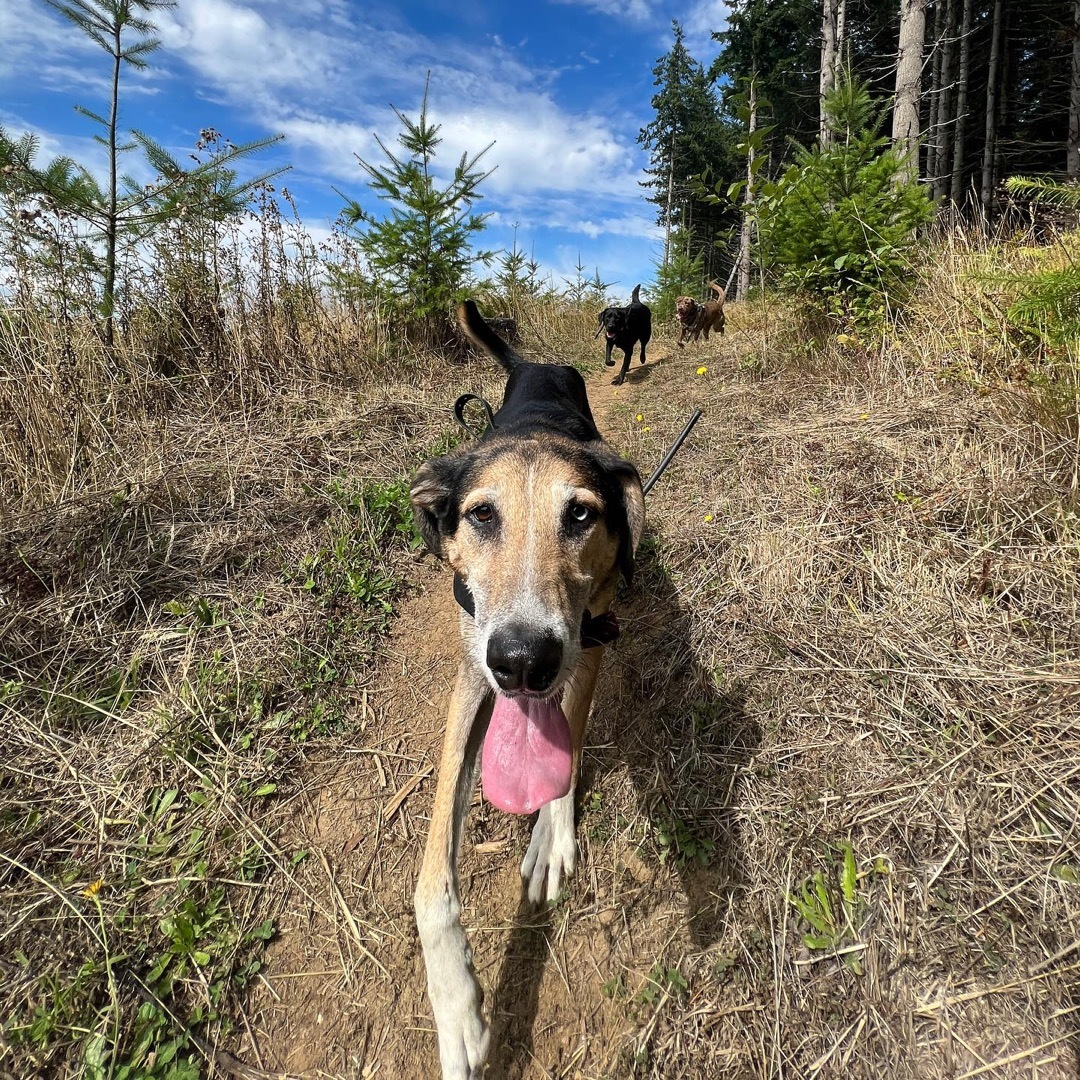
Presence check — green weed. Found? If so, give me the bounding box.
[787,842,881,974]
[655,814,715,869]
[636,963,688,1006]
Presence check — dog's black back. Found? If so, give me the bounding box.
[460,300,600,443]
[597,284,652,385]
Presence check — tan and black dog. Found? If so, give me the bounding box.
[410,300,644,1079]
[675,280,726,347]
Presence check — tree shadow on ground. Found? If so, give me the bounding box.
[488,531,760,1075]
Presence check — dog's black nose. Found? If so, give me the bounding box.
[486,625,563,693]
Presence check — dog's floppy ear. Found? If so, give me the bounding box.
[594,308,609,339]
[410,452,472,557]
[595,451,645,585]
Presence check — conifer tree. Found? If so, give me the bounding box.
[44,0,174,348]
[758,76,933,316]
[339,76,495,347]
[639,21,737,283]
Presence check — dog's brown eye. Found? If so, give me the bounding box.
[468,503,494,524]
[567,502,596,526]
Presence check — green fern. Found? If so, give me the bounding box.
[1004,175,1080,210]
[1005,266,1080,345]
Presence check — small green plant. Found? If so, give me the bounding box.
[787,842,868,973]
[636,962,688,1006]
[649,238,704,323]
[655,813,715,868]
[337,73,495,345]
[163,596,229,630]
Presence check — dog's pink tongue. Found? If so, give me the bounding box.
[482,694,572,815]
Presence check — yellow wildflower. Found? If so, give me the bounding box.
[636,413,644,422]
[82,879,104,899]
[704,514,714,523]
[696,366,707,376]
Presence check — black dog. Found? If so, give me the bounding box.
[595,284,652,386]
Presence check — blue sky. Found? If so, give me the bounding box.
[1,0,730,296]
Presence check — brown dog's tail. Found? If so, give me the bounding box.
[709,281,725,303]
[458,299,522,372]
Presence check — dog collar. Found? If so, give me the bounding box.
[453,574,619,649]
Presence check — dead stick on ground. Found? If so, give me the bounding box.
[957,1030,1079,1079]
[316,849,390,978]
[382,766,432,822]
[1032,937,1080,975]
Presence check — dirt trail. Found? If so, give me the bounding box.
[249,341,724,1078]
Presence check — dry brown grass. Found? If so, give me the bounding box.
[2,260,1078,1079]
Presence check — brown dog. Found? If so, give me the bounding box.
[675,281,725,347]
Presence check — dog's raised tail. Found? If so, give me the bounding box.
[631,284,641,304]
[709,281,725,302]
[458,299,521,372]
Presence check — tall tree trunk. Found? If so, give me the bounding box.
[893,0,928,181]
[836,0,847,60]
[1069,0,1080,177]
[949,0,974,208]
[926,0,944,186]
[105,20,121,356]
[739,76,757,302]
[934,0,956,202]
[663,134,675,269]
[981,0,1004,220]
[820,0,839,145]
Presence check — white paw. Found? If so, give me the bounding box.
[521,794,576,904]
[428,957,489,1079]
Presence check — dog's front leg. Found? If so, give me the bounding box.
[604,338,616,367]
[521,646,604,904]
[415,665,493,1080]
[612,349,631,385]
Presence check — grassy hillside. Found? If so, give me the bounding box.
[2,228,1078,1078]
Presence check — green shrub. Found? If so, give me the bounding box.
[650,236,706,323]
[757,76,933,323]
[338,75,495,347]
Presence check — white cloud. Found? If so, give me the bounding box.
[683,0,731,59]
[548,0,655,20]
[432,104,641,200]
[0,2,169,94]
[0,2,93,78]
[153,0,650,219]
[567,214,661,240]
[156,0,347,99]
